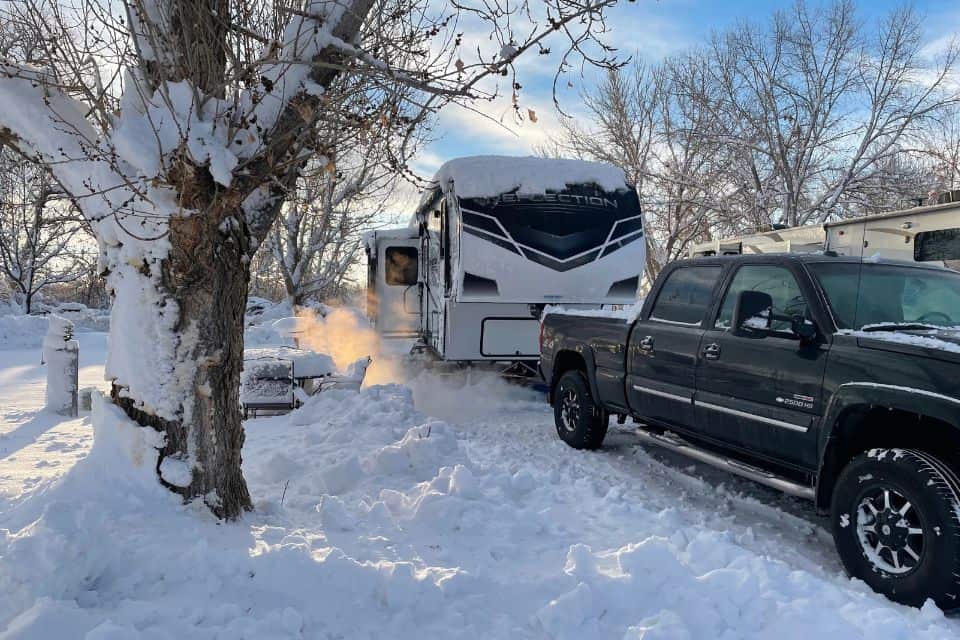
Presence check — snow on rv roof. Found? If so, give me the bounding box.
[432,155,629,199]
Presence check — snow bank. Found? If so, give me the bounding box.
[3,382,960,638]
[0,313,50,349]
[0,393,172,632]
[433,156,629,199]
[0,305,110,350]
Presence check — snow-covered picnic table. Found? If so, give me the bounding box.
[241,347,336,417]
[241,346,371,417]
[243,346,336,380]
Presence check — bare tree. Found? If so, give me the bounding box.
[912,106,960,195]
[556,0,958,282]
[551,62,742,281]
[698,1,959,226]
[0,0,625,518]
[0,149,87,313]
[266,73,424,307]
[846,107,960,213]
[267,159,386,307]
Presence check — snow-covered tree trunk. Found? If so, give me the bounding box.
[109,204,253,515]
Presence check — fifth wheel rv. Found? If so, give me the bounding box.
[688,194,960,268]
[366,156,645,369]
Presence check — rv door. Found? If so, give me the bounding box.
[419,198,447,354]
[373,239,421,337]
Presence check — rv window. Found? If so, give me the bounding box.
[385,247,418,286]
[915,228,960,263]
[649,266,723,326]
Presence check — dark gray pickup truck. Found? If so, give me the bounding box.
[540,253,960,609]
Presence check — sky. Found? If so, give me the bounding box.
[400,0,960,206]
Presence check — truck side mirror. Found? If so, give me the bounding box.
[791,315,818,343]
[732,290,774,336]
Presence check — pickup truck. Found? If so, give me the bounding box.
[540,254,960,610]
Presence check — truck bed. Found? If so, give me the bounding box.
[540,311,632,401]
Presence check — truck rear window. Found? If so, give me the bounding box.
[649,266,723,326]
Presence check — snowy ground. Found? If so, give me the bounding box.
[0,332,109,507]
[2,326,960,638]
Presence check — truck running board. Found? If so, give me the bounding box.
[633,429,815,500]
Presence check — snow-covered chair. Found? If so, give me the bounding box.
[317,356,372,392]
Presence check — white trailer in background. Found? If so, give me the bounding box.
[366,155,646,370]
[688,196,960,269]
[365,228,421,338]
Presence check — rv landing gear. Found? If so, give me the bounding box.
[500,361,541,380]
[409,341,429,356]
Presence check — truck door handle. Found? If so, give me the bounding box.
[703,343,721,360]
[638,336,654,354]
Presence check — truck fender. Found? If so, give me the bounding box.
[814,382,960,511]
[549,343,601,406]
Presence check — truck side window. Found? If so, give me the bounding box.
[385,247,418,286]
[715,265,807,334]
[649,266,723,326]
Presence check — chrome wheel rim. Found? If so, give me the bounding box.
[855,486,925,575]
[559,388,580,432]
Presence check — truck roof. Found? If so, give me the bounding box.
[679,252,952,271]
[824,200,960,228]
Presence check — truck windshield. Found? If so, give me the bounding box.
[810,263,960,330]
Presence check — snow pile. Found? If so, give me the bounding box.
[433,156,630,199]
[28,303,110,332]
[0,312,50,349]
[0,393,172,631]
[245,299,297,347]
[244,300,336,347]
[4,378,960,637]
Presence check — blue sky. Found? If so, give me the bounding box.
[408,0,959,186]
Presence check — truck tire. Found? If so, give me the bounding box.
[553,370,608,450]
[830,448,960,610]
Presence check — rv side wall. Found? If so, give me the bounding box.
[825,206,960,266]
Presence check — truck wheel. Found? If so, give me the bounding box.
[830,448,960,610]
[553,370,608,450]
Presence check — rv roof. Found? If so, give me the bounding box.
[825,200,960,228]
[430,155,629,199]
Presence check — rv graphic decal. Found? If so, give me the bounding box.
[459,185,643,273]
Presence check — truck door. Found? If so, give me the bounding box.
[626,264,724,429]
[374,239,421,337]
[695,263,827,469]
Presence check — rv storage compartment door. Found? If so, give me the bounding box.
[481,318,540,358]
